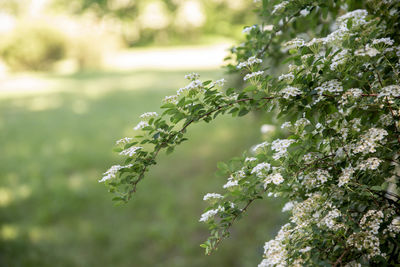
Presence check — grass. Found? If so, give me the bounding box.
[0,69,285,267]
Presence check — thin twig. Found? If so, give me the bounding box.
[128,96,275,199]
[333,247,349,267]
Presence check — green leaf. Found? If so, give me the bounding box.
[161,103,176,109]
[238,108,249,117]
[243,85,257,92]
[166,146,174,155]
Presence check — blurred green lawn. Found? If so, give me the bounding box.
[0,70,285,267]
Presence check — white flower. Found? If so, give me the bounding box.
[282,201,296,212]
[251,162,271,177]
[140,112,159,120]
[163,95,178,104]
[281,121,292,129]
[99,164,133,182]
[330,49,348,70]
[299,246,312,253]
[184,72,200,81]
[116,137,133,146]
[315,80,343,95]
[281,86,302,99]
[300,9,310,16]
[177,80,203,95]
[294,118,310,128]
[378,85,400,98]
[119,146,143,157]
[272,1,289,14]
[387,218,400,238]
[271,139,296,160]
[253,141,269,153]
[203,193,224,201]
[237,56,263,69]
[245,157,257,162]
[213,78,226,87]
[199,206,224,222]
[340,88,363,105]
[357,157,383,171]
[338,167,354,187]
[320,209,342,230]
[372,38,394,46]
[264,173,284,187]
[134,121,149,130]
[302,169,331,188]
[243,71,264,81]
[355,44,380,57]
[353,128,388,154]
[223,176,239,189]
[379,114,393,126]
[305,38,325,48]
[337,9,368,28]
[278,73,294,82]
[262,25,274,31]
[243,25,257,34]
[283,38,305,50]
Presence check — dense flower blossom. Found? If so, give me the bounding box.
[99,164,133,182]
[184,72,200,81]
[133,121,149,130]
[355,44,380,57]
[139,112,158,120]
[203,193,224,201]
[223,176,239,189]
[281,121,292,129]
[357,157,383,171]
[237,56,263,69]
[119,146,143,157]
[353,128,388,154]
[213,78,226,87]
[242,25,257,34]
[281,86,302,99]
[315,80,343,95]
[271,139,296,160]
[251,162,271,177]
[330,49,348,70]
[263,173,284,188]
[253,141,269,153]
[283,38,305,50]
[163,95,178,104]
[243,71,264,81]
[103,2,400,265]
[271,1,288,14]
[116,137,133,146]
[199,206,224,222]
[378,85,400,98]
[372,38,394,46]
[245,157,257,163]
[278,73,294,82]
[177,80,203,95]
[338,167,354,187]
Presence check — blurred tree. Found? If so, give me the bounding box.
[51,0,257,46]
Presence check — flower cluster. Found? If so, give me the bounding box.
[99,164,133,183]
[271,139,296,160]
[280,86,302,99]
[353,128,388,154]
[103,1,400,265]
[237,56,263,69]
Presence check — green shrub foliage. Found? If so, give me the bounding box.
[1,24,66,71]
[102,0,400,265]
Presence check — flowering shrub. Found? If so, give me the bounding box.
[102,0,400,265]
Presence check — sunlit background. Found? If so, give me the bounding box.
[0,1,285,266]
